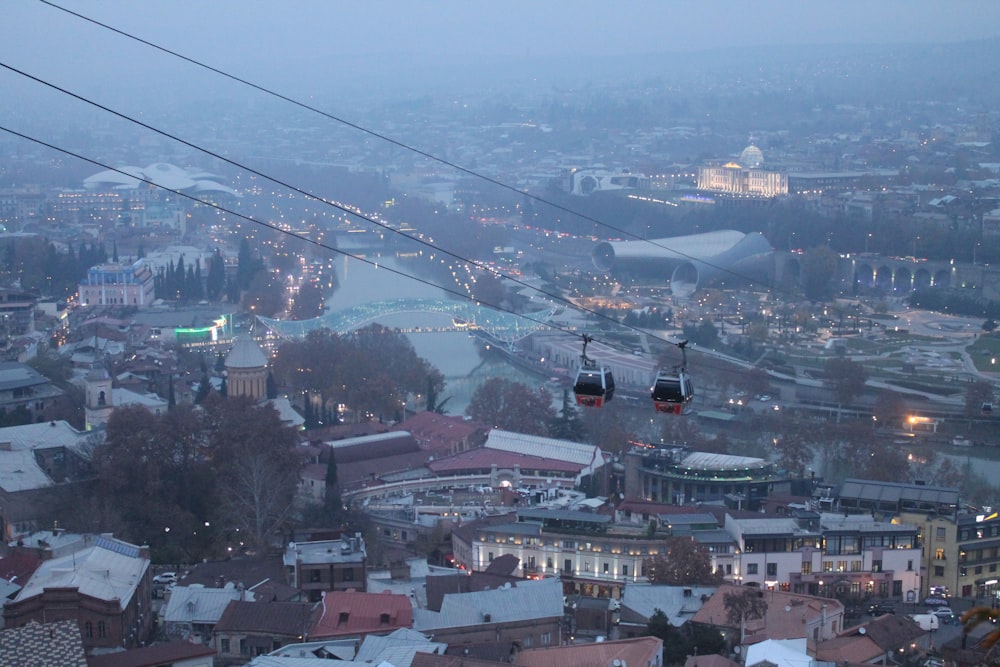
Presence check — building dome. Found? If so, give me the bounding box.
[739,144,765,168]
[225,335,267,370]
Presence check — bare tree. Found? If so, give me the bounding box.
[724,586,769,646]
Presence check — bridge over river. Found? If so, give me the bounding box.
[256,297,557,349]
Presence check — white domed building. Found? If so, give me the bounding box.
[224,335,269,401]
[697,143,786,197]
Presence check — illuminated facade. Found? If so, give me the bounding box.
[697,162,788,197]
[78,260,155,308]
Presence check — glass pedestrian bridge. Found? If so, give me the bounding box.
[256,297,557,348]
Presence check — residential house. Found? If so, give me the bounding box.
[616,584,718,639]
[0,361,65,423]
[0,420,94,541]
[689,585,844,650]
[514,635,664,667]
[86,641,216,667]
[2,533,152,651]
[163,584,255,645]
[212,600,314,663]
[309,589,413,640]
[284,537,367,602]
[815,613,928,665]
[412,577,563,659]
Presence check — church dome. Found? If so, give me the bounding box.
[225,335,268,369]
[740,144,765,168]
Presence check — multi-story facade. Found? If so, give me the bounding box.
[723,512,921,602]
[450,510,672,599]
[78,260,155,308]
[283,536,367,602]
[956,510,1000,602]
[697,163,788,197]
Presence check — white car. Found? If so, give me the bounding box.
[153,572,178,585]
[931,607,954,620]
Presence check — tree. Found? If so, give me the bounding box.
[872,390,907,430]
[203,396,302,551]
[323,452,342,522]
[965,380,994,417]
[289,281,325,320]
[548,390,587,441]
[824,357,868,422]
[802,244,839,301]
[644,536,721,585]
[773,428,813,477]
[960,606,1000,658]
[724,586,768,646]
[466,378,555,436]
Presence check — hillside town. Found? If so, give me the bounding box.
[3,6,1000,667]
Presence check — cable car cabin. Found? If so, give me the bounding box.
[984,402,994,416]
[574,365,615,408]
[652,371,694,415]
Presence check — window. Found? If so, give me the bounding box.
[907,560,913,571]
[342,568,354,581]
[541,632,552,646]
[547,557,553,570]
[622,565,629,577]
[221,638,230,653]
[564,559,572,573]
[935,566,945,576]
[935,548,945,560]
[309,569,321,583]
[823,561,833,572]
[380,613,391,625]
[872,559,882,573]
[836,561,847,572]
[975,566,983,574]
[892,580,902,596]
[936,527,946,539]
[960,567,968,577]
[98,621,107,639]
[766,563,777,576]
[85,622,93,638]
[488,552,494,562]
[747,563,759,575]
[801,561,812,575]
[563,540,576,549]
[603,562,609,574]
[240,639,249,656]
[851,560,863,572]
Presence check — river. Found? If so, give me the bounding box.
[325,252,548,415]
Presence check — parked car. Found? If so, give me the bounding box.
[931,607,954,620]
[153,572,178,585]
[924,596,949,606]
[868,602,896,615]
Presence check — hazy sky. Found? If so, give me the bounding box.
[4,0,1000,76]
[3,0,1000,130]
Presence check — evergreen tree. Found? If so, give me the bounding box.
[219,376,228,397]
[266,371,278,400]
[112,241,119,263]
[206,250,226,301]
[548,389,587,441]
[324,452,342,521]
[195,373,211,404]
[168,378,176,409]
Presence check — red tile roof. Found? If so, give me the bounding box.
[515,636,663,667]
[310,590,413,639]
[86,641,216,667]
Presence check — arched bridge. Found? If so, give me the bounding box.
[256,298,557,348]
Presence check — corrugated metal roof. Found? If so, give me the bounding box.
[485,430,601,467]
[413,577,562,631]
[163,585,253,624]
[14,538,148,609]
